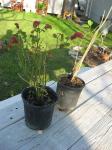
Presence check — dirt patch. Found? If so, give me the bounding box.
[84,46,111,67]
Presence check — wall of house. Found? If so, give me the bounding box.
[47,0,63,14]
[0,0,11,7]
[47,0,73,15]
[23,0,36,12]
[87,0,112,31]
[89,0,112,23]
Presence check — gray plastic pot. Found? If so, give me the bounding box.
[57,77,85,110]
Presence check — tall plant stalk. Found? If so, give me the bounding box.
[71,6,112,82]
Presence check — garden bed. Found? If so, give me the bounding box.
[84,45,111,67]
[69,45,112,68]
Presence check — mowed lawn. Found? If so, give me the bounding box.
[0,9,112,100]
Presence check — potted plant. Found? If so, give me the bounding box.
[36,2,45,15]
[13,21,57,130]
[56,8,112,111]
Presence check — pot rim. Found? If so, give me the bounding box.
[58,76,85,90]
[21,86,57,108]
[22,97,55,108]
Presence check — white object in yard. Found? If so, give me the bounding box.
[47,0,63,15]
[68,46,83,59]
[75,4,78,9]
[0,0,11,7]
[100,20,112,36]
[17,0,22,2]
[23,0,36,13]
[72,46,83,51]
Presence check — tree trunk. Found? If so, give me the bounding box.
[71,0,77,17]
[61,0,67,18]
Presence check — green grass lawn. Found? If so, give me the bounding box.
[0,9,112,100]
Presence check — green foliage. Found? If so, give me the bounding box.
[82,20,93,29]
[15,22,52,98]
[36,2,45,9]
[88,20,93,28]
[53,33,70,48]
[82,24,90,28]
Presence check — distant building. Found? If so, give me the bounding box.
[86,0,112,23]
[86,0,112,31]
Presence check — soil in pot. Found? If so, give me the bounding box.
[22,86,57,130]
[57,74,85,111]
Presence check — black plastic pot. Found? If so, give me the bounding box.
[22,86,57,130]
[57,76,85,110]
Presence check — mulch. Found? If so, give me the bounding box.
[84,46,111,67]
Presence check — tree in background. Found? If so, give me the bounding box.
[61,0,67,18]
[61,0,77,19]
[71,0,77,17]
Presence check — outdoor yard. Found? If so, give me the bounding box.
[0,8,112,100]
[1,1,112,149]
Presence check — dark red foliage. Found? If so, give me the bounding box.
[8,36,18,48]
[44,24,52,30]
[10,35,18,44]
[70,32,84,40]
[33,21,40,28]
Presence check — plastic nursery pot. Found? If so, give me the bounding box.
[21,86,57,130]
[57,75,85,111]
[36,9,43,15]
